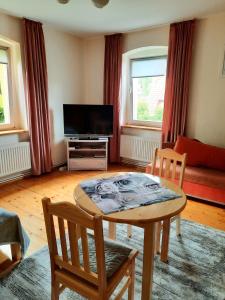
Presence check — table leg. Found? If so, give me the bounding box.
[161,218,170,263]
[155,221,161,255]
[10,243,21,262]
[141,223,155,300]
[0,244,22,279]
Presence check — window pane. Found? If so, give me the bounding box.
[0,49,8,64]
[0,63,10,124]
[132,76,166,122]
[131,57,167,78]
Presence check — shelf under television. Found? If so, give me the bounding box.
[68,148,106,151]
[66,138,108,171]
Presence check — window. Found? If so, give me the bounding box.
[0,47,13,128]
[130,56,167,126]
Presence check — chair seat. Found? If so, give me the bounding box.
[77,234,132,279]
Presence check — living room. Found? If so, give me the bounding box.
[0,1,224,299]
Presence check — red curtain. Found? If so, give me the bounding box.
[162,20,195,144]
[104,33,123,163]
[23,18,52,175]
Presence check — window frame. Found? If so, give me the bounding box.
[0,46,14,130]
[128,55,167,128]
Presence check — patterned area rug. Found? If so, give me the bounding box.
[0,220,224,300]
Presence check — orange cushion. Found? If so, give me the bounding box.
[202,143,225,171]
[174,136,225,171]
[174,136,202,166]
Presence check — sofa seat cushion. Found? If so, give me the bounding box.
[174,136,225,171]
[183,166,225,190]
[146,163,225,190]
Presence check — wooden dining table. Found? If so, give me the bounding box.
[74,172,187,300]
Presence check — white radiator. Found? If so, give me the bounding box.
[0,142,31,178]
[120,134,161,165]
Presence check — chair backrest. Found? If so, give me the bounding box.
[42,198,106,292]
[151,148,187,188]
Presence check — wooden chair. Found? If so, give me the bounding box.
[42,197,138,300]
[126,148,186,262]
[150,148,186,262]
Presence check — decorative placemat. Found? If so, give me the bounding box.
[80,172,181,214]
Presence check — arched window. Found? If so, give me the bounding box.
[121,46,168,128]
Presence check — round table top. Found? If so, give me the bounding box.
[74,172,187,225]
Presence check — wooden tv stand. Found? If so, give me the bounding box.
[66,138,108,171]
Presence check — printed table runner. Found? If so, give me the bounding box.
[80,172,181,214]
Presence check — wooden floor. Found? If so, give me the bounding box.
[0,164,224,256]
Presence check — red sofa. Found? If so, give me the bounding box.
[146,136,225,206]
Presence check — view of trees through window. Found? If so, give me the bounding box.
[132,76,166,122]
[131,56,167,124]
[0,97,4,123]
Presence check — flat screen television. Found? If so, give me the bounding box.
[63,104,113,138]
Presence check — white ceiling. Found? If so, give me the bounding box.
[0,0,225,37]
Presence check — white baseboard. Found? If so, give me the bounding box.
[0,169,32,184]
[0,160,67,185]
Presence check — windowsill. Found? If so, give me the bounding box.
[121,124,162,132]
[0,129,28,136]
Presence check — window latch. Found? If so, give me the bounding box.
[129,86,132,95]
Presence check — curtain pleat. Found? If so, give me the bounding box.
[162,20,195,144]
[104,33,123,163]
[23,18,52,175]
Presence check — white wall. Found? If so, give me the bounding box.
[82,36,105,104]
[187,12,225,147]
[0,13,22,44]
[44,26,83,165]
[123,25,169,53]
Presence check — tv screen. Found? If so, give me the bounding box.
[63,104,113,137]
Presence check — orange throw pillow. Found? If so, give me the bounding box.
[174,136,203,166]
[174,136,225,171]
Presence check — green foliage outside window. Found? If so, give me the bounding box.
[149,105,164,121]
[0,95,4,123]
[137,100,151,121]
[137,99,163,122]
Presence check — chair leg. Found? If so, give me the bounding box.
[128,260,135,300]
[176,214,181,236]
[127,224,132,238]
[155,221,161,254]
[108,222,116,240]
[160,218,170,263]
[51,280,60,300]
